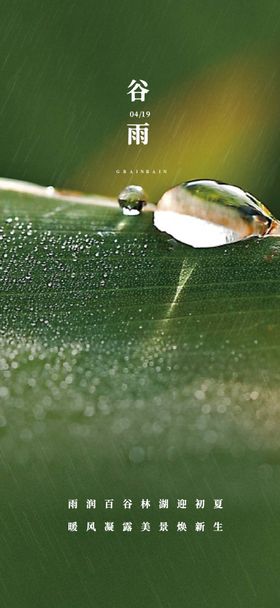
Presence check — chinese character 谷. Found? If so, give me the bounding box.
[127,79,149,102]
[123,498,133,509]
[127,123,149,146]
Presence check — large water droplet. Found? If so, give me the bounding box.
[118,185,147,216]
[154,180,279,248]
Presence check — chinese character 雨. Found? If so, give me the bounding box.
[159,522,168,532]
[177,522,187,532]
[104,521,114,532]
[68,499,78,509]
[123,521,133,532]
[196,499,205,509]
[214,498,223,509]
[177,499,187,509]
[127,123,149,146]
[86,521,97,532]
[213,521,223,532]
[141,498,151,509]
[86,499,96,509]
[159,498,169,509]
[105,499,114,509]
[141,521,151,532]
[127,79,149,102]
[68,521,78,532]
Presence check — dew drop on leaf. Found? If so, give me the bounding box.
[154,179,280,248]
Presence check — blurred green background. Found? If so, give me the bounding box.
[1,2,280,607]
[0,0,279,208]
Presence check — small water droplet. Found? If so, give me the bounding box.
[118,185,147,215]
[154,179,279,248]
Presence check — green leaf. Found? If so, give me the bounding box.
[2,180,280,606]
[0,180,279,459]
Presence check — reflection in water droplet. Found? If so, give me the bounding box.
[154,179,280,248]
[118,185,147,216]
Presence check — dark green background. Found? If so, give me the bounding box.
[0,2,280,607]
[0,0,279,206]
